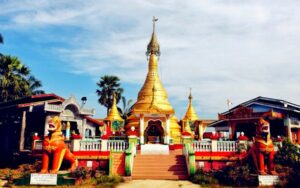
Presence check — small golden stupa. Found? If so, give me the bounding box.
[105,93,124,132]
[182,89,200,134]
[126,17,181,144]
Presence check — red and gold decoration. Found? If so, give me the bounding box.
[41,116,77,173]
[249,117,277,175]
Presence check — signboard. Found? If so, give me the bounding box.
[199,161,205,168]
[87,160,93,168]
[30,173,57,185]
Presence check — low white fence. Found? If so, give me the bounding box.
[217,141,237,152]
[191,141,211,151]
[79,139,102,151]
[107,140,128,151]
[32,139,128,152]
[192,140,238,152]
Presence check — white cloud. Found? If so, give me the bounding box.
[1,0,300,118]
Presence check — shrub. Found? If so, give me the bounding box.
[274,139,300,187]
[214,163,257,187]
[275,139,300,166]
[190,169,218,186]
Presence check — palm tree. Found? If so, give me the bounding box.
[0,34,3,57]
[119,96,133,120]
[28,75,45,95]
[96,75,124,115]
[0,55,44,102]
[0,34,3,44]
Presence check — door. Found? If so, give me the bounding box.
[145,120,164,144]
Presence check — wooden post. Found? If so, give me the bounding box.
[140,114,144,145]
[229,122,236,140]
[165,115,170,144]
[199,122,203,140]
[19,111,26,151]
[286,118,292,142]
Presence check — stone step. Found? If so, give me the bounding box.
[134,159,185,162]
[132,170,188,175]
[138,154,184,158]
[134,158,185,162]
[134,163,186,167]
[132,152,188,180]
[131,174,189,180]
[133,165,187,170]
[134,161,185,164]
[134,155,185,159]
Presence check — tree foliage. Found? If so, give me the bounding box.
[96,75,124,115]
[274,139,300,188]
[119,96,133,120]
[275,139,300,166]
[0,55,44,102]
[0,34,3,44]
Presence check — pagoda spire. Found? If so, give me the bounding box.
[131,16,174,114]
[105,92,123,121]
[146,16,160,57]
[183,88,199,121]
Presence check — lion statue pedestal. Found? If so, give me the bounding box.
[41,116,77,174]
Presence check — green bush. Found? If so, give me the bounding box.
[275,139,300,166]
[273,139,300,187]
[190,169,218,186]
[214,163,257,187]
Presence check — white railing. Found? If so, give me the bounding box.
[32,139,128,152]
[81,108,95,115]
[192,141,211,151]
[79,139,101,151]
[192,140,238,152]
[44,103,63,112]
[107,140,128,151]
[217,141,237,152]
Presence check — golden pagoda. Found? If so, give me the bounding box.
[105,93,124,132]
[127,17,181,144]
[182,89,199,134]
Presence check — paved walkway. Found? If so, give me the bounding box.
[117,180,200,188]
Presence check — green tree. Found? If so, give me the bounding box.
[0,34,3,57]
[28,75,45,95]
[119,96,133,120]
[0,55,44,102]
[96,75,124,115]
[0,34,3,44]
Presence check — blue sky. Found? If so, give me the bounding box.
[1,0,300,119]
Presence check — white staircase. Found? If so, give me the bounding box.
[140,144,169,155]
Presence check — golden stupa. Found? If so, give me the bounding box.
[183,89,199,121]
[182,89,200,133]
[127,17,181,144]
[105,93,124,131]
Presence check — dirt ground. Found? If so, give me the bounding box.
[116,180,200,188]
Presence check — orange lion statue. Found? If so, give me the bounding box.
[249,118,277,175]
[41,116,77,173]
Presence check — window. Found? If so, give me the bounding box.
[290,117,299,125]
[85,128,92,138]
